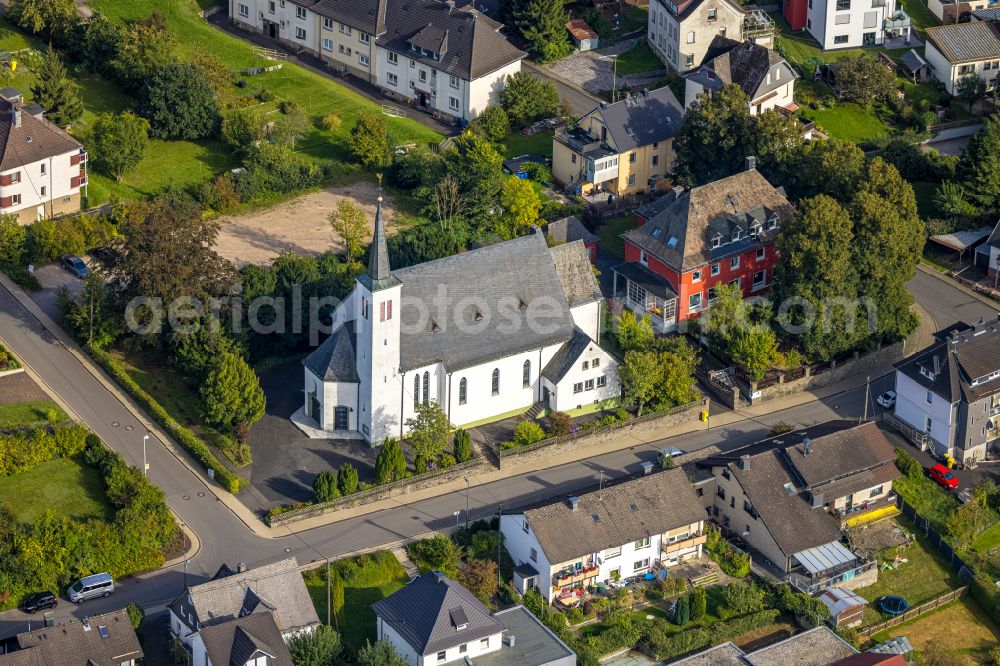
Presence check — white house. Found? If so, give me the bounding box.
[372,572,576,666]
[891,318,1000,465]
[168,558,320,666]
[683,39,797,115]
[0,88,87,224]
[647,0,748,73]
[500,468,707,603]
[298,192,620,444]
[228,0,524,121]
[801,0,907,51]
[925,20,1000,96]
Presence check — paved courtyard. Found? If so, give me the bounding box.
[542,41,665,97]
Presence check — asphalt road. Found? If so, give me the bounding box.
[0,268,996,638]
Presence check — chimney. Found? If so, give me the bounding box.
[504,634,517,647]
[739,455,750,470]
[237,562,246,573]
[82,617,91,632]
[933,354,941,375]
[568,496,580,511]
[744,156,756,171]
[641,460,654,475]
[10,102,21,129]
[810,493,825,508]
[803,436,812,455]
[950,330,959,352]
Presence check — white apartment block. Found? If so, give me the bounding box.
[229,0,524,121]
[804,0,899,50]
[0,88,86,225]
[647,0,746,72]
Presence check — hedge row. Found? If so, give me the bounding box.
[643,609,782,661]
[88,347,245,493]
[0,424,89,478]
[0,342,21,370]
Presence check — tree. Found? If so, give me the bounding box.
[57,272,120,349]
[834,54,897,105]
[88,112,150,182]
[690,587,707,621]
[780,139,866,202]
[620,350,661,416]
[110,18,177,91]
[30,47,83,126]
[771,195,860,361]
[313,470,339,502]
[471,105,510,144]
[330,568,345,623]
[200,351,266,434]
[657,337,698,406]
[407,534,462,576]
[729,325,778,382]
[935,180,978,218]
[5,0,74,36]
[701,282,750,347]
[459,559,498,604]
[0,214,27,266]
[337,462,359,495]
[673,84,754,185]
[125,602,144,630]
[511,0,573,62]
[498,71,561,127]
[288,625,344,666]
[616,310,654,352]
[673,594,690,625]
[749,109,802,174]
[453,429,472,463]
[432,176,467,230]
[960,114,1000,209]
[957,73,987,114]
[112,192,235,307]
[444,131,504,220]
[358,639,408,666]
[724,581,765,615]
[168,324,237,380]
[497,175,541,239]
[348,111,392,170]
[405,401,451,460]
[328,198,369,264]
[375,437,407,484]
[140,63,220,140]
[222,107,266,153]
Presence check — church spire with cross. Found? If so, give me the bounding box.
[358,174,400,292]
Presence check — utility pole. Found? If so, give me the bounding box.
[88,287,94,346]
[863,375,870,422]
[496,504,503,587]
[142,434,149,477]
[464,477,470,530]
[326,558,331,627]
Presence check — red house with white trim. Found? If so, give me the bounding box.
[611,163,794,331]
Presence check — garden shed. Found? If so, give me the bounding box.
[819,586,867,628]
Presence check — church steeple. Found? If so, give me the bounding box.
[357,175,400,293]
[367,177,391,281]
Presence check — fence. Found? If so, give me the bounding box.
[382,104,406,118]
[860,586,968,636]
[948,272,1000,304]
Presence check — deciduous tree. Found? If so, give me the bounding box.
[620,350,661,416]
[497,175,541,239]
[200,351,266,435]
[358,639,408,666]
[348,111,392,171]
[405,401,451,460]
[957,73,987,114]
[459,559,498,604]
[110,18,177,91]
[88,112,150,183]
[328,198,369,264]
[30,47,83,126]
[140,63,220,140]
[834,54,897,105]
[729,325,778,382]
[673,84,754,185]
[288,625,344,666]
[471,105,510,144]
[498,71,561,127]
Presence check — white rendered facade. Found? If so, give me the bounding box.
[805,0,894,50]
[378,617,502,666]
[893,370,956,457]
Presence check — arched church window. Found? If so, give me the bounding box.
[459,378,467,405]
[491,369,500,396]
[423,372,430,405]
[523,360,531,388]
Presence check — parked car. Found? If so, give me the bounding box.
[929,464,959,490]
[90,246,118,267]
[60,254,89,279]
[67,572,114,603]
[21,591,57,613]
[876,391,897,408]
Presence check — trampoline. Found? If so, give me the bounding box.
[879,596,909,615]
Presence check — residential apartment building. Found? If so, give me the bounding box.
[0,610,142,666]
[372,573,576,666]
[683,39,797,115]
[552,87,684,197]
[611,163,793,332]
[783,0,909,50]
[229,0,524,121]
[891,317,1000,464]
[168,558,320,666]
[928,0,990,22]
[0,88,86,225]
[647,0,746,72]
[500,468,707,603]
[924,20,1000,96]
[694,421,898,593]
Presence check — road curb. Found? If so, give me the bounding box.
[163,510,202,568]
[917,263,1000,310]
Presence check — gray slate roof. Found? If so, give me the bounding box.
[303,320,359,383]
[895,317,1000,403]
[973,8,1000,20]
[198,613,293,666]
[623,169,794,272]
[169,557,320,634]
[393,231,581,372]
[900,49,930,73]
[926,20,1000,64]
[372,572,506,656]
[521,467,706,566]
[545,216,598,247]
[588,86,684,153]
[0,91,82,171]
[541,326,592,382]
[294,0,387,37]
[549,240,602,306]
[9,610,142,666]
[687,40,796,103]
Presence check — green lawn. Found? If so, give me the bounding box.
[0,457,111,523]
[800,102,892,143]
[893,472,959,534]
[0,400,67,427]
[596,214,635,259]
[770,11,908,65]
[854,517,964,626]
[616,42,664,75]
[90,0,442,165]
[505,130,554,158]
[900,0,940,37]
[302,553,409,654]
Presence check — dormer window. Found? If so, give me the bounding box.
[732,229,742,242]
[711,234,722,249]
[767,213,779,230]
[775,68,781,80]
[920,366,936,380]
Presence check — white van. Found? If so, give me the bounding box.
[67,573,114,603]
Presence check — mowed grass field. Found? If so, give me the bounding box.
[0,457,112,524]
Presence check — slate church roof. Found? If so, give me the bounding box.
[372,572,506,656]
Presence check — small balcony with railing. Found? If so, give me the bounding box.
[70,148,88,166]
[661,531,707,556]
[552,562,599,588]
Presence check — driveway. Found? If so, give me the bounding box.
[538,41,664,98]
[30,262,85,321]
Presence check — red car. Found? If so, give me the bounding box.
[929,464,959,490]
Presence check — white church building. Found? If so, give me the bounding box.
[296,194,620,444]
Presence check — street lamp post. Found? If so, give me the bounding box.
[142,434,150,477]
[464,477,470,530]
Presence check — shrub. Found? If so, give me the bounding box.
[320,112,342,131]
[513,420,546,446]
[644,609,780,660]
[337,463,359,495]
[407,534,462,577]
[414,454,427,474]
[438,453,456,468]
[547,411,571,436]
[279,99,299,114]
[0,424,89,477]
[125,603,144,630]
[724,582,766,615]
[453,429,472,463]
[314,470,338,502]
[895,448,923,478]
[673,595,690,625]
[690,587,707,621]
[375,437,407,484]
[523,161,552,183]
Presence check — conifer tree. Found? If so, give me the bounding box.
[512,0,572,63]
[30,46,83,126]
